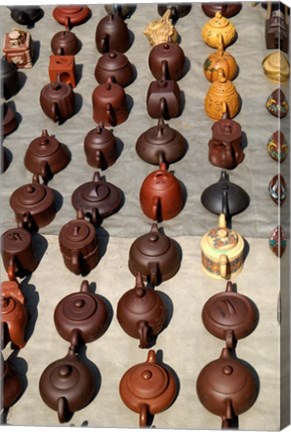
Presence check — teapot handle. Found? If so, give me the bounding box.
[219,254,228,279]
[161,59,168,81]
[137,320,150,349]
[217,32,225,54]
[50,102,58,122]
[152,196,160,221]
[139,403,149,427]
[100,33,108,53]
[71,250,81,275]
[149,261,158,286]
[159,97,167,118]
[57,396,70,423]
[21,212,33,231]
[40,160,50,181]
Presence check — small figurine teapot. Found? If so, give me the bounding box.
[203,34,238,82]
[144,10,179,46]
[205,69,240,120]
[200,213,245,280]
[201,12,236,48]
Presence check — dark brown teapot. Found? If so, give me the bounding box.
[104,4,136,19]
[2,355,23,409]
[54,280,109,346]
[95,51,134,88]
[136,117,186,165]
[8,6,44,26]
[24,129,70,180]
[40,80,75,123]
[128,223,181,285]
[51,30,80,56]
[117,273,167,348]
[140,163,184,221]
[2,103,18,136]
[157,3,192,21]
[39,346,96,423]
[59,209,99,275]
[148,42,185,81]
[71,171,123,225]
[147,76,181,119]
[92,77,129,126]
[196,348,258,428]
[201,3,242,18]
[84,123,117,170]
[10,175,56,231]
[119,350,177,427]
[1,57,19,100]
[95,13,130,54]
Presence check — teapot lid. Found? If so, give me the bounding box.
[202,281,257,344]
[144,163,177,192]
[60,219,95,245]
[136,223,171,257]
[97,51,129,71]
[2,227,32,254]
[145,118,176,145]
[201,171,250,218]
[27,130,61,157]
[84,124,114,146]
[10,178,49,208]
[212,118,241,142]
[71,172,122,218]
[93,77,125,99]
[52,30,77,43]
[53,5,91,26]
[41,81,72,99]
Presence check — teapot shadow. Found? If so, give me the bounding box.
[88,280,114,334]
[20,275,39,345]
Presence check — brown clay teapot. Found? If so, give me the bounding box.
[147,76,181,119]
[202,281,258,348]
[1,226,38,276]
[104,4,136,20]
[203,34,238,82]
[84,123,117,170]
[2,103,18,136]
[119,349,177,427]
[148,41,185,81]
[10,175,56,231]
[92,77,129,126]
[95,51,134,88]
[2,355,23,409]
[196,348,258,428]
[140,163,184,221]
[40,80,75,123]
[1,273,28,349]
[157,4,192,21]
[52,6,91,29]
[201,3,242,18]
[24,130,71,180]
[117,273,167,348]
[39,345,96,423]
[128,223,181,285]
[95,13,130,54]
[51,30,80,56]
[59,210,99,275]
[136,117,186,165]
[208,102,244,169]
[54,280,109,346]
[71,171,123,225]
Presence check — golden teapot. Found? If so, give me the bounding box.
[201,12,236,48]
[203,34,238,82]
[205,68,240,120]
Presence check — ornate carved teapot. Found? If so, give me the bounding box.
[203,34,238,82]
[201,12,236,48]
[144,10,179,45]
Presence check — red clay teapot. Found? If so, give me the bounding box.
[95,13,130,54]
[52,6,91,29]
[140,163,184,221]
[117,273,167,348]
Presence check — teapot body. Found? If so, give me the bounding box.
[40,81,75,122]
[148,42,185,81]
[95,14,130,54]
[95,51,134,87]
[201,12,236,48]
[84,124,117,169]
[147,79,181,119]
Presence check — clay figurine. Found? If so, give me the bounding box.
[262,51,290,83]
[119,350,177,427]
[201,12,236,48]
[3,29,34,69]
[266,89,289,118]
[269,226,287,258]
[95,13,130,54]
[265,1,289,53]
[203,34,238,82]
[144,10,179,46]
[267,131,288,163]
[268,174,287,206]
[200,213,245,280]
[201,3,242,18]
[139,162,184,221]
[52,6,91,29]
[117,273,167,348]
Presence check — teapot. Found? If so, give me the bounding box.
[201,3,242,18]
[117,273,167,348]
[147,76,181,119]
[139,162,184,221]
[204,69,240,120]
[128,223,181,285]
[54,280,109,346]
[71,171,123,225]
[95,51,134,88]
[2,103,17,136]
[8,6,44,26]
[136,117,186,165]
[196,348,258,428]
[24,129,71,180]
[10,175,56,231]
[1,57,19,99]
[201,12,236,48]
[104,4,136,20]
[92,77,129,126]
[52,6,91,29]
[144,10,179,46]
[59,209,99,275]
[51,30,80,56]
[2,355,23,409]
[203,34,238,82]
[40,80,75,123]
[84,123,117,170]
[95,13,130,54]
[200,214,245,280]
[39,345,96,423]
[208,102,244,169]
[119,350,177,427]
[148,41,185,81]
[157,3,192,22]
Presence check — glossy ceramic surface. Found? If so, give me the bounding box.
[266,89,289,118]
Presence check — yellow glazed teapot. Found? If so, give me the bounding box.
[203,34,238,82]
[201,214,244,280]
[201,12,236,48]
[205,68,240,120]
